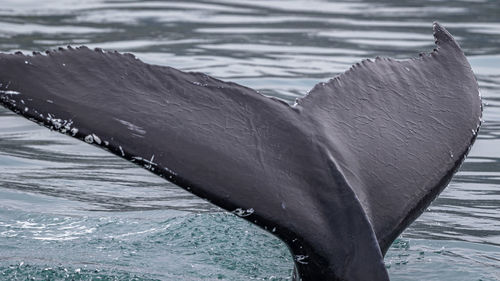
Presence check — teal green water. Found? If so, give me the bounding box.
[1,0,500,280]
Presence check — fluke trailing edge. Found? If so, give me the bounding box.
[0,23,481,281]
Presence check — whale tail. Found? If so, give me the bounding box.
[0,23,481,280]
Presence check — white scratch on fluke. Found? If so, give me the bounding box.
[133,155,158,170]
[119,146,125,156]
[114,118,146,136]
[164,167,177,176]
[233,208,254,217]
[143,155,156,170]
[192,81,208,87]
[0,90,20,95]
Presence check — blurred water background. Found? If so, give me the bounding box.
[0,0,499,280]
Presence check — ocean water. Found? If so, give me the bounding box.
[0,0,499,280]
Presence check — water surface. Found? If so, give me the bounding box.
[0,1,499,280]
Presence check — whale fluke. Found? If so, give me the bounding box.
[0,23,481,281]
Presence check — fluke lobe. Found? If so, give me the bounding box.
[0,23,481,281]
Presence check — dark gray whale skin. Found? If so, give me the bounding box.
[0,23,481,281]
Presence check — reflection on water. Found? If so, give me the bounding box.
[0,0,499,280]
